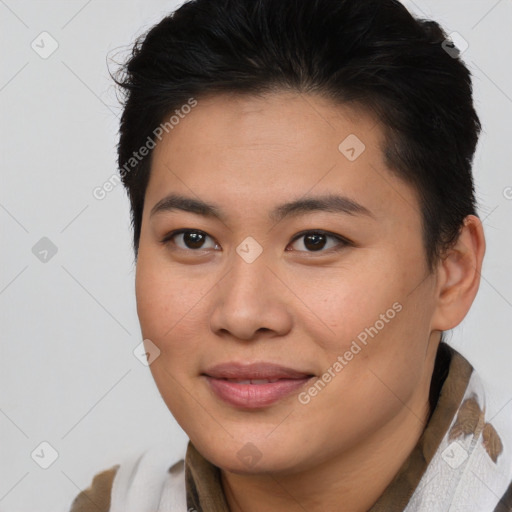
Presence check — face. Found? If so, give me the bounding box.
[135,91,440,474]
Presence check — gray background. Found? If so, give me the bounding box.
[1,1,511,510]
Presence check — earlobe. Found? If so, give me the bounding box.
[431,215,486,331]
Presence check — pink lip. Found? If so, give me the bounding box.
[202,362,315,408]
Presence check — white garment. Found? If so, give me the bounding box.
[110,441,188,512]
[404,371,512,512]
[109,366,512,512]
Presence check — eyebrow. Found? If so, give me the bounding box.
[150,193,375,223]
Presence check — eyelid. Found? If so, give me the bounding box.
[288,230,352,253]
[160,228,220,250]
[161,228,352,253]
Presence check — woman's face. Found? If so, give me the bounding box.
[135,91,440,474]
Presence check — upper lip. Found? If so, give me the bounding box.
[203,362,314,380]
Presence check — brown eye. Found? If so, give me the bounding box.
[288,230,349,253]
[162,229,219,250]
[302,233,327,251]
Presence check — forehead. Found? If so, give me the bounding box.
[147,91,419,225]
[153,91,380,161]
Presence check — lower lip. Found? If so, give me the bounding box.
[204,376,313,408]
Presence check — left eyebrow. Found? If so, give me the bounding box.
[149,193,375,222]
[269,194,375,223]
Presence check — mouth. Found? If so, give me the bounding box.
[202,362,315,408]
[215,378,284,384]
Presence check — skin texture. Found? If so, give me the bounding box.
[135,91,485,512]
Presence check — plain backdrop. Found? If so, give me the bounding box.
[1,1,511,510]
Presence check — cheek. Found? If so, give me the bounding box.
[135,251,206,356]
[288,258,408,352]
[135,262,170,339]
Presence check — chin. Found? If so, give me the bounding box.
[193,436,311,476]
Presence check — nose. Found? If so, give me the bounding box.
[209,253,293,341]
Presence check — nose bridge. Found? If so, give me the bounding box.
[210,247,291,340]
[224,248,271,307]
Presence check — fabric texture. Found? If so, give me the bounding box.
[69,342,512,511]
[68,466,118,512]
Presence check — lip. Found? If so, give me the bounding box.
[202,362,315,408]
[203,362,314,380]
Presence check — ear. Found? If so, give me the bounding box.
[431,215,486,331]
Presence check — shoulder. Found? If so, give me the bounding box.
[69,442,189,511]
[69,465,119,512]
[109,442,188,510]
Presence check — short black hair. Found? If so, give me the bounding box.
[112,0,481,270]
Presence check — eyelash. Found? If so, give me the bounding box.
[160,229,352,254]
